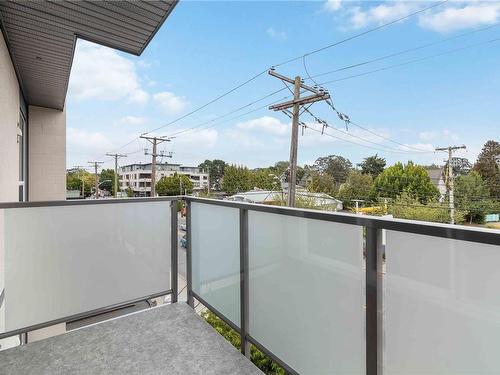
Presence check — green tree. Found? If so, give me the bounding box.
[358,154,386,178]
[221,165,252,195]
[306,171,338,196]
[473,140,500,199]
[199,159,227,191]
[268,161,305,185]
[249,168,276,190]
[66,169,94,197]
[371,161,439,203]
[455,171,493,223]
[99,168,118,195]
[338,170,373,208]
[389,193,465,224]
[202,310,285,375]
[311,155,352,184]
[156,173,193,196]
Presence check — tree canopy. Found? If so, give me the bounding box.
[306,171,337,196]
[473,140,500,199]
[66,169,94,197]
[371,161,439,203]
[199,159,226,191]
[358,154,386,178]
[221,165,252,195]
[99,169,118,195]
[455,171,492,223]
[156,173,193,196]
[311,155,352,184]
[338,170,373,207]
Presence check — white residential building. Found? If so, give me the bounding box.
[119,163,209,196]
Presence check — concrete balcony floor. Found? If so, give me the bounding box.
[0,303,261,375]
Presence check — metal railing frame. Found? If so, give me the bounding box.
[0,195,498,374]
[0,196,181,342]
[184,196,500,375]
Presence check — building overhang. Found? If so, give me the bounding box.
[0,0,177,110]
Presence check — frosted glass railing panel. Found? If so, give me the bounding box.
[385,231,500,375]
[1,202,171,333]
[248,211,365,374]
[191,203,240,327]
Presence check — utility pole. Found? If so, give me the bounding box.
[88,161,104,199]
[106,153,127,198]
[435,145,466,224]
[268,69,330,207]
[140,135,172,197]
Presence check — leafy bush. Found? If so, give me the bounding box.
[388,193,465,224]
[202,310,285,375]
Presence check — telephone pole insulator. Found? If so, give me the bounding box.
[140,135,172,197]
[268,69,331,207]
[435,145,467,224]
[88,161,104,199]
[106,153,127,198]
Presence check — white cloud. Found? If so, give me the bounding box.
[398,142,436,152]
[419,130,437,141]
[419,129,459,142]
[128,89,150,105]
[266,27,287,41]
[153,91,188,113]
[68,40,149,103]
[419,2,500,33]
[348,2,421,29]
[67,127,114,151]
[324,0,342,12]
[327,1,500,33]
[236,116,289,136]
[117,116,146,126]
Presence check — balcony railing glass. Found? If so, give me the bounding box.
[0,196,499,375]
[0,198,177,339]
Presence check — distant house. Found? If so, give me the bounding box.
[227,188,343,211]
[427,168,447,202]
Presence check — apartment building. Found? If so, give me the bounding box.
[119,163,209,196]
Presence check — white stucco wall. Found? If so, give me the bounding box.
[0,30,20,203]
[0,30,20,350]
[28,105,66,201]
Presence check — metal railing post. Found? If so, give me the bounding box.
[239,208,250,357]
[366,226,383,375]
[186,200,194,308]
[170,200,178,303]
[19,332,27,345]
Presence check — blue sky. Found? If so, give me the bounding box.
[66,1,500,171]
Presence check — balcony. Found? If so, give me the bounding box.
[0,197,499,374]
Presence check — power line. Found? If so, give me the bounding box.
[301,107,435,154]
[111,1,447,153]
[144,70,268,135]
[168,90,292,138]
[178,32,500,143]
[317,35,500,86]
[274,1,448,67]
[305,22,500,81]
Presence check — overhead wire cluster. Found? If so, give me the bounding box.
[102,0,499,167]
